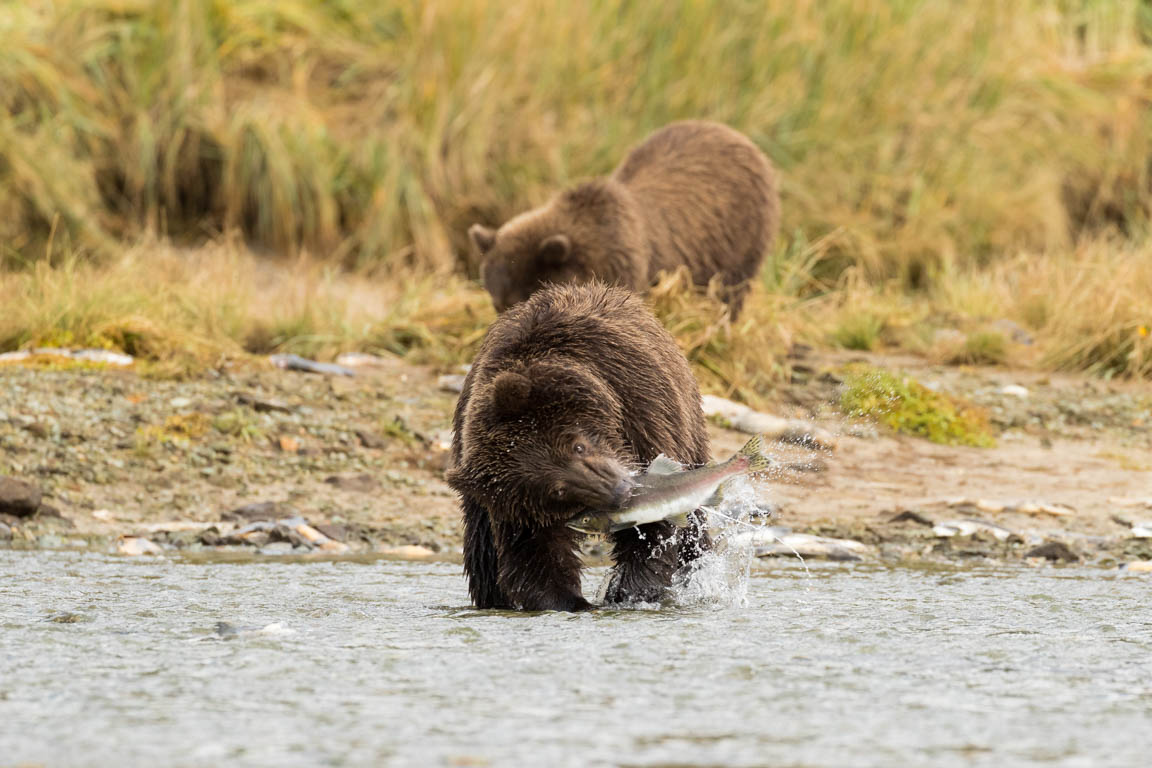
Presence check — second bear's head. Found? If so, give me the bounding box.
[468,180,648,313]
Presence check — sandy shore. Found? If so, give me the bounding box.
[2,351,1150,567]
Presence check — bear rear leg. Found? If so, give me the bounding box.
[603,522,681,604]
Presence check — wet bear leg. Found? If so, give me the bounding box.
[603,522,681,604]
[462,499,511,609]
[494,523,591,612]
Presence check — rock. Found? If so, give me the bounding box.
[278,435,301,453]
[35,505,72,527]
[933,519,1017,542]
[1108,497,1152,509]
[438,374,467,393]
[379,544,436,559]
[1000,384,1030,399]
[314,522,349,542]
[756,533,871,561]
[324,473,381,493]
[258,541,295,555]
[45,611,87,623]
[1122,561,1152,573]
[116,537,163,556]
[235,530,271,547]
[269,354,355,377]
[235,393,293,413]
[0,348,132,366]
[168,396,193,409]
[335,352,404,369]
[700,395,837,450]
[355,429,388,449]
[1131,521,1152,539]
[0,477,43,517]
[0,521,11,540]
[1024,541,1079,563]
[224,501,300,522]
[890,509,934,527]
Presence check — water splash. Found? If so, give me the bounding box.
[661,474,812,608]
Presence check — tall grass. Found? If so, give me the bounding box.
[3,0,1152,385]
[3,0,1151,272]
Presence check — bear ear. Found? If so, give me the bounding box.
[469,224,497,254]
[489,370,533,417]
[537,234,571,265]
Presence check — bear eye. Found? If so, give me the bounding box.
[551,485,567,500]
[573,442,586,455]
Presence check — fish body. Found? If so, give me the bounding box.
[566,435,771,534]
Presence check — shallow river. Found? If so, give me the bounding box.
[2,551,1150,768]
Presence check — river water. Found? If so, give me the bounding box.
[1,550,1150,768]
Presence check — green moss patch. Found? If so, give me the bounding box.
[840,366,995,447]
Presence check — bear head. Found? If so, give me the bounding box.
[468,181,647,313]
[446,358,636,525]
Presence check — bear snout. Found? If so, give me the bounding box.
[567,456,634,511]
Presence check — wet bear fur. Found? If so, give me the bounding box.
[445,283,711,611]
[469,120,780,318]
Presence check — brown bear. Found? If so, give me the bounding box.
[468,120,779,318]
[445,282,711,611]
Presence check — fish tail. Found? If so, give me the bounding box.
[738,434,772,473]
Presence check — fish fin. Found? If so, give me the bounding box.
[646,454,683,475]
[669,510,694,527]
[703,484,726,507]
[739,434,772,473]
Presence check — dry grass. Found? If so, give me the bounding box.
[3,1,1152,394]
[0,238,492,376]
[3,0,1152,273]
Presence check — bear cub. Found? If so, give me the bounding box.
[469,120,780,318]
[445,282,712,611]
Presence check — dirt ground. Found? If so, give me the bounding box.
[1,349,1150,565]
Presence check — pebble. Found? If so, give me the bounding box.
[933,519,1017,541]
[0,521,11,540]
[1023,541,1079,562]
[168,397,193,409]
[379,544,436,559]
[0,476,44,516]
[1000,384,1030,399]
[0,348,133,366]
[116,537,163,556]
[335,352,403,369]
[258,542,295,556]
[1123,561,1152,573]
[324,473,381,493]
[269,354,356,377]
[1131,521,1152,539]
[224,501,300,522]
[727,527,871,561]
[235,393,293,413]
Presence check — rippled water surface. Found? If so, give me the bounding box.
[2,551,1150,768]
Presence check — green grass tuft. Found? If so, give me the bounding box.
[840,366,995,447]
